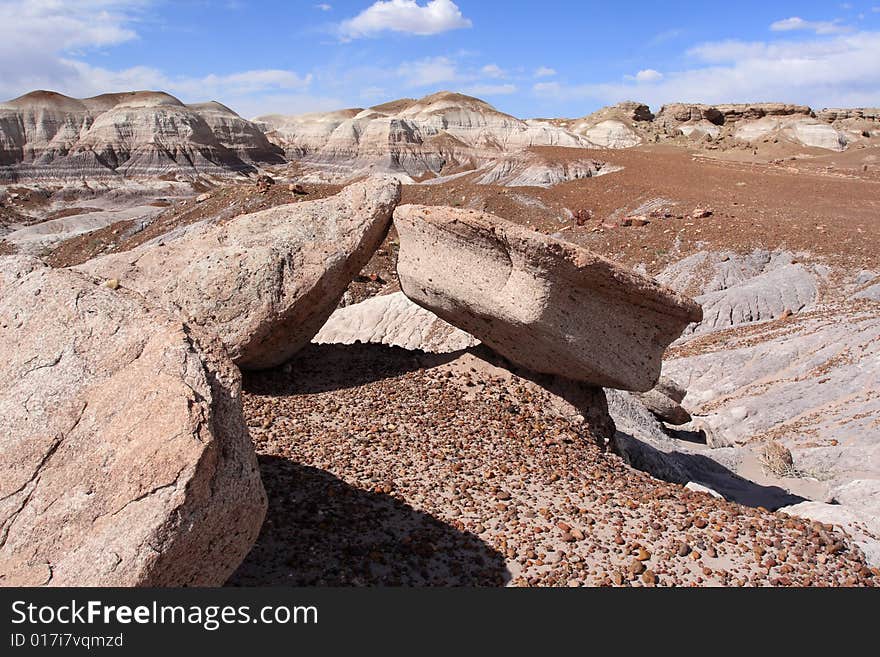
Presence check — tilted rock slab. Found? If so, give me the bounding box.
[77,178,400,369]
[313,291,479,353]
[393,205,702,391]
[0,257,266,586]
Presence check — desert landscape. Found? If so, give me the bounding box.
[1,81,878,588]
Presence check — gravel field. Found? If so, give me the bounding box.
[229,343,879,587]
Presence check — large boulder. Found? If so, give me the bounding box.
[76,178,401,369]
[0,257,266,586]
[635,376,692,425]
[393,205,702,391]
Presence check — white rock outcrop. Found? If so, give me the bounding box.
[313,291,479,353]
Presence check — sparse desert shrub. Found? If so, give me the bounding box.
[760,441,795,476]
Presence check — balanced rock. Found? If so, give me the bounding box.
[0,258,266,586]
[313,291,479,353]
[77,178,401,369]
[393,206,702,391]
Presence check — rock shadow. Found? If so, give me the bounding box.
[242,342,463,395]
[228,456,509,587]
[668,427,709,445]
[615,431,807,510]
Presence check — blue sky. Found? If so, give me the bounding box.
[2,1,880,118]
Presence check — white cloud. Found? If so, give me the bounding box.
[534,66,557,78]
[0,0,145,53]
[630,69,664,82]
[338,0,471,40]
[770,16,851,35]
[481,64,505,78]
[533,31,880,109]
[169,69,313,97]
[396,56,459,87]
[462,83,517,96]
[0,1,146,100]
[55,59,312,100]
[315,3,332,10]
[0,1,317,114]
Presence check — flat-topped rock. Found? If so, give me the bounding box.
[0,258,266,586]
[393,205,702,391]
[77,178,400,370]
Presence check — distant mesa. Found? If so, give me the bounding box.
[254,90,601,183]
[1,88,878,184]
[0,90,284,182]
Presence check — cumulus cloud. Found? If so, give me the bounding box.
[770,16,851,35]
[338,0,471,40]
[0,0,145,53]
[630,69,664,82]
[0,0,316,114]
[534,66,557,78]
[51,59,313,103]
[481,64,506,78]
[533,30,880,109]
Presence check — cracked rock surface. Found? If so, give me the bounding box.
[0,256,266,586]
[76,178,400,370]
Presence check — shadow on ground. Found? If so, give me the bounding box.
[242,342,463,395]
[615,431,807,510]
[228,456,509,587]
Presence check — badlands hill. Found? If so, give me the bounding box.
[0,90,283,181]
[257,91,879,184]
[3,88,878,185]
[566,100,879,153]
[256,91,604,183]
